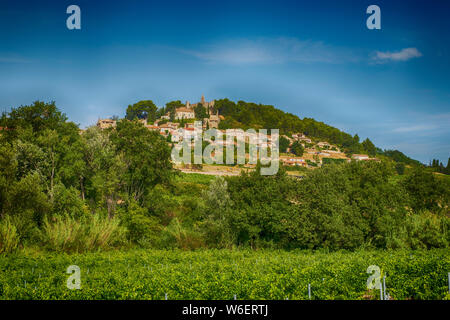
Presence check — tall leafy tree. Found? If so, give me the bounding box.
[362,138,376,157]
[3,101,67,134]
[402,167,448,212]
[110,120,173,202]
[290,141,304,156]
[446,158,450,174]
[279,136,290,153]
[194,104,208,120]
[125,100,157,122]
[164,100,184,122]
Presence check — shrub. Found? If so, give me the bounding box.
[404,211,449,249]
[306,159,317,167]
[395,162,405,175]
[160,218,204,249]
[40,213,126,253]
[119,201,162,247]
[403,167,448,212]
[322,158,346,165]
[0,216,20,254]
[52,184,89,218]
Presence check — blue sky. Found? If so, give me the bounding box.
[0,0,449,163]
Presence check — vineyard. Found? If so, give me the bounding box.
[1,249,449,300]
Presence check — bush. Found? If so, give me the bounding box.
[402,167,449,212]
[160,218,204,249]
[0,216,20,254]
[306,159,317,167]
[290,141,304,156]
[40,213,126,253]
[395,162,405,175]
[52,184,89,218]
[404,211,449,249]
[322,158,346,165]
[119,201,162,247]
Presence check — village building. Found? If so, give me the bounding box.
[170,129,183,142]
[164,122,179,130]
[181,127,202,140]
[175,107,195,120]
[292,133,312,143]
[205,112,220,129]
[317,141,331,148]
[318,152,331,156]
[189,94,215,111]
[352,154,370,161]
[158,95,219,123]
[300,138,312,144]
[97,119,116,129]
[282,158,307,167]
[158,123,172,134]
[145,124,160,132]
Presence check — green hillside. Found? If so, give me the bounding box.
[211,98,421,164]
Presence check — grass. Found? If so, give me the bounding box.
[0,217,19,254]
[40,214,126,253]
[174,172,216,185]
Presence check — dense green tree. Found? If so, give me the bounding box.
[125,100,157,122]
[119,200,161,246]
[402,167,448,212]
[164,100,184,122]
[362,138,376,157]
[395,162,405,175]
[381,150,421,166]
[110,120,173,203]
[0,143,50,240]
[1,101,67,135]
[194,103,208,120]
[290,141,304,156]
[279,136,290,153]
[201,177,235,247]
[224,165,294,248]
[430,158,449,174]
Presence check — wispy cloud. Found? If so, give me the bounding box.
[372,47,422,63]
[392,124,437,133]
[183,37,359,65]
[390,112,450,135]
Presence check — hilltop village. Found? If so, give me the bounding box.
[95,96,378,175]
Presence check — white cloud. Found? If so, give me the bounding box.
[390,112,450,135]
[183,37,358,65]
[372,47,422,63]
[392,124,437,133]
